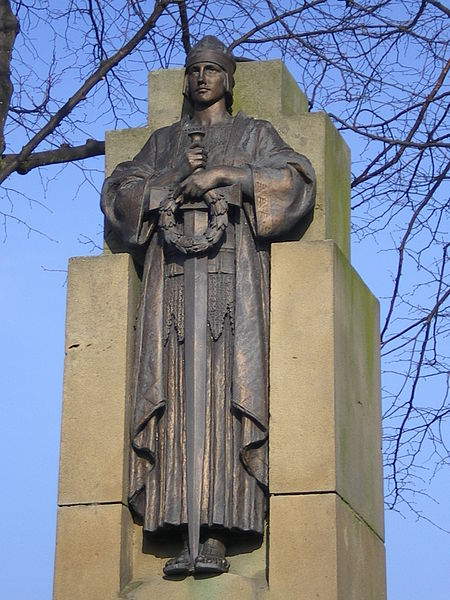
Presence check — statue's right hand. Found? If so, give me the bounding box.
[178,146,207,178]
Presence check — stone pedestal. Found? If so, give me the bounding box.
[54,61,386,599]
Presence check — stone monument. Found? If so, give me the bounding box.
[53,43,386,599]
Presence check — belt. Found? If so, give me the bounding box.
[165,248,235,277]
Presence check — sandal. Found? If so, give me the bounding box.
[194,553,230,574]
[194,538,229,574]
[163,547,194,576]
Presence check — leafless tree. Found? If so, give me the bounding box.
[1,0,448,516]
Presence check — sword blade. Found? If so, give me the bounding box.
[184,209,208,563]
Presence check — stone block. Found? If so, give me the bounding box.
[105,128,151,177]
[53,503,133,600]
[270,241,336,492]
[334,243,384,540]
[145,60,309,133]
[233,59,309,118]
[58,253,139,505]
[274,112,350,259]
[268,494,386,600]
[121,573,264,600]
[335,497,386,600]
[148,67,186,131]
[270,240,384,538]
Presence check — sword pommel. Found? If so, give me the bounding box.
[187,127,206,146]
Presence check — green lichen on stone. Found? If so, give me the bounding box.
[333,244,384,538]
[324,116,351,259]
[233,60,308,119]
[280,64,309,115]
[362,293,377,386]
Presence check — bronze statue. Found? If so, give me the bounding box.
[101,36,315,577]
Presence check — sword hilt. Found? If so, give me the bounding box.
[184,128,207,210]
[187,128,206,148]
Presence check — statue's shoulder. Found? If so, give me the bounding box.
[234,112,278,135]
[151,120,182,140]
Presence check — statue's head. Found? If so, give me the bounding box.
[183,36,236,113]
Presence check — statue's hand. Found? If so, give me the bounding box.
[177,145,208,179]
[175,166,225,198]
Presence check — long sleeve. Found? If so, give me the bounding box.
[246,120,316,239]
[101,122,183,250]
[101,133,158,249]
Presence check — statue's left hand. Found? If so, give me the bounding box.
[175,166,226,198]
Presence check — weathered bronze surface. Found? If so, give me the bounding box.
[101,36,316,577]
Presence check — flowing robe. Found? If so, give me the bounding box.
[101,112,315,536]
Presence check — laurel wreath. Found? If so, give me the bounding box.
[159,190,228,254]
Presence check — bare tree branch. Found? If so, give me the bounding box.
[382,288,450,347]
[228,1,326,52]
[380,161,450,340]
[0,0,171,184]
[330,112,450,149]
[427,0,450,18]
[4,139,105,174]
[177,0,191,55]
[352,58,450,188]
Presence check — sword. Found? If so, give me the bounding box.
[183,128,208,565]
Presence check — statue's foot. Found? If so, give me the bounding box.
[194,538,229,574]
[163,547,193,576]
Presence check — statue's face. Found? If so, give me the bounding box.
[187,62,226,107]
